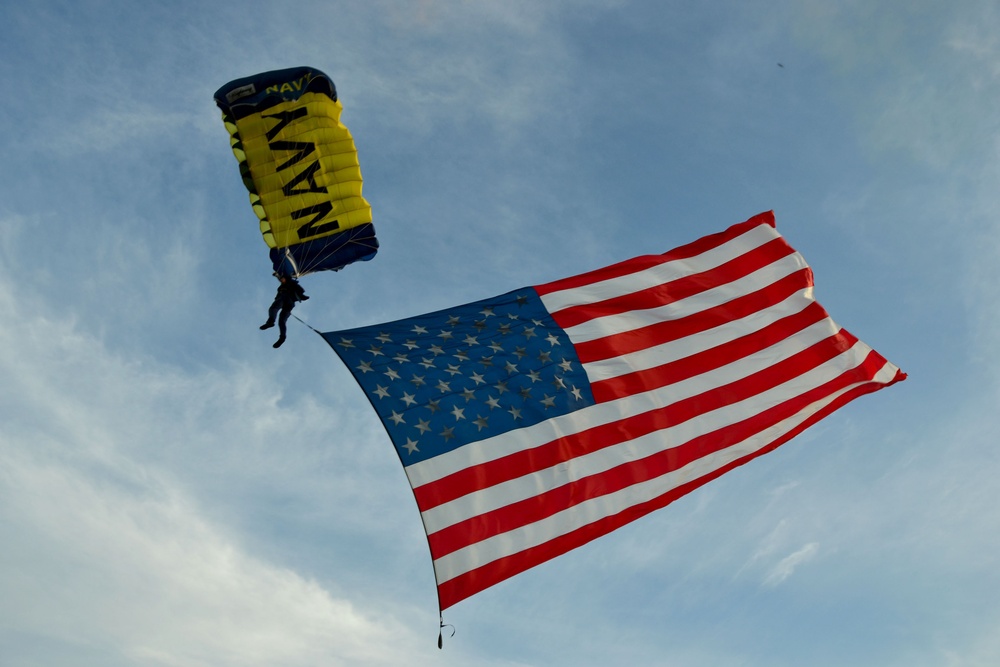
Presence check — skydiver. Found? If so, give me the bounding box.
[260,273,308,348]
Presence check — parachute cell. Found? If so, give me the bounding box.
[214,67,378,277]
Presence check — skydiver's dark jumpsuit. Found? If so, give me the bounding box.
[260,276,308,347]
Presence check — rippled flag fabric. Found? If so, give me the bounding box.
[322,211,906,612]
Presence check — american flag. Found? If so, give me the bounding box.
[322,212,905,612]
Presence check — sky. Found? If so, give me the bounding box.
[1,1,999,665]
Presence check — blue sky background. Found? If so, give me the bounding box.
[2,1,998,665]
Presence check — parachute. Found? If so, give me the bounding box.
[214,67,378,278]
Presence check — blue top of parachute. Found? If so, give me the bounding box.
[215,66,337,119]
[214,67,378,277]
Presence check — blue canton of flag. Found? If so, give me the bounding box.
[322,289,595,465]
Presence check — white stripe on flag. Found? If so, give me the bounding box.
[422,332,870,533]
[556,251,809,344]
[538,222,780,313]
[581,287,816,382]
[418,317,843,534]
[431,355,900,584]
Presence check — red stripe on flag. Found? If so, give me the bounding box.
[435,354,902,610]
[589,299,830,402]
[414,326,858,514]
[427,347,889,560]
[534,212,777,297]
[573,268,814,363]
[551,237,796,330]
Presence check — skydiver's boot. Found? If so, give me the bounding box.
[260,321,275,330]
[273,336,286,348]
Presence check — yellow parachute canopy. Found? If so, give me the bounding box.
[214,67,378,277]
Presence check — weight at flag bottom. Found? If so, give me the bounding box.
[323,211,906,612]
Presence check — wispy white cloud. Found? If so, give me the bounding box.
[41,108,194,157]
[0,269,431,666]
[762,542,819,587]
[0,447,405,667]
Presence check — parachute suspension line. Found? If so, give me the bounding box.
[282,247,303,279]
[280,244,334,278]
